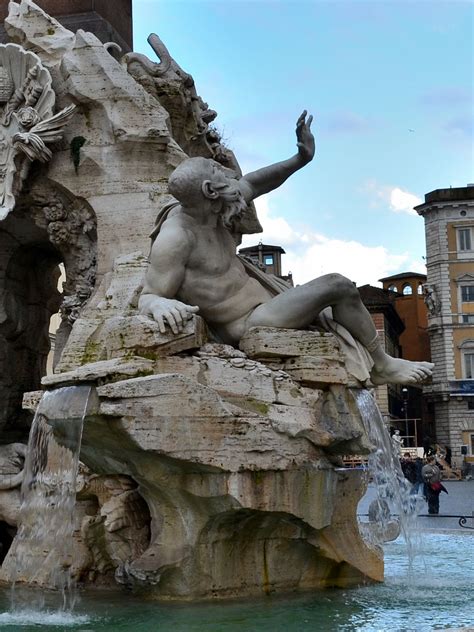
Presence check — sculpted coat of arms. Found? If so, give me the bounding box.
[0,43,75,220]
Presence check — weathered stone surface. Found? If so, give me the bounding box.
[78,398,382,598]
[97,373,321,472]
[42,357,154,387]
[5,0,75,65]
[21,390,43,413]
[0,443,26,528]
[240,327,343,359]
[102,314,208,360]
[283,354,348,387]
[320,385,373,454]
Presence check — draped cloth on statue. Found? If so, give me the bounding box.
[150,201,373,385]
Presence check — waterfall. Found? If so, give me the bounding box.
[5,385,92,610]
[353,389,423,567]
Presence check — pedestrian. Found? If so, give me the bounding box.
[421,456,447,514]
[401,453,417,487]
[413,456,424,496]
[445,445,452,468]
[422,435,433,458]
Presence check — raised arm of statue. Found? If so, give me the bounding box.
[239,111,315,202]
[139,221,199,334]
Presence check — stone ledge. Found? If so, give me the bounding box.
[42,356,154,387]
[240,327,343,359]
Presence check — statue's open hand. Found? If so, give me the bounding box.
[296,110,315,163]
[139,295,199,335]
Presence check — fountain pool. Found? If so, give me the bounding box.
[0,532,472,631]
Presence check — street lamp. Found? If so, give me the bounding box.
[402,387,409,446]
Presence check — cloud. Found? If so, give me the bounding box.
[323,111,373,135]
[420,86,472,107]
[240,197,306,248]
[443,115,474,140]
[364,180,421,215]
[240,198,411,286]
[389,187,422,215]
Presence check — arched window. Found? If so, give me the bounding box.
[417,283,423,295]
[402,284,413,296]
[388,284,398,293]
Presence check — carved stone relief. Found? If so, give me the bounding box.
[24,182,98,369]
[123,34,219,161]
[0,43,75,221]
[123,33,261,235]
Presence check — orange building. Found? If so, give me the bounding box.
[375,272,433,444]
[379,272,431,363]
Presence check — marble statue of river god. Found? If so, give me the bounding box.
[139,112,433,387]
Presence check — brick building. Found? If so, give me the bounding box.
[357,284,406,425]
[379,272,431,363]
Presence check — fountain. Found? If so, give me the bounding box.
[3,386,92,606]
[354,389,423,561]
[0,0,443,619]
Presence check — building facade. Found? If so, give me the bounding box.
[357,284,405,426]
[416,185,474,466]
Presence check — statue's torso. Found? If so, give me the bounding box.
[170,213,271,323]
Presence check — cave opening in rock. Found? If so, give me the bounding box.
[0,521,16,565]
[0,242,63,443]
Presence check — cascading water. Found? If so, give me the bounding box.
[3,385,92,613]
[353,389,424,567]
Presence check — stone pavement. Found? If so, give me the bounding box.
[358,479,474,531]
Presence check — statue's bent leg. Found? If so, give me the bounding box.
[246,273,376,344]
[244,273,434,385]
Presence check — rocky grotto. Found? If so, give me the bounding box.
[0,0,398,600]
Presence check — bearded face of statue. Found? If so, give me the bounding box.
[205,161,248,230]
[219,187,248,231]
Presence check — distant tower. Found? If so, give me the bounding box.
[238,243,293,285]
[378,272,430,363]
[0,0,133,51]
[416,184,474,465]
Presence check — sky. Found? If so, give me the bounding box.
[132,0,473,286]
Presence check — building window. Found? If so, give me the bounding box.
[468,400,474,410]
[458,227,472,251]
[462,314,474,324]
[464,352,474,379]
[387,285,398,292]
[264,255,274,266]
[461,286,474,302]
[402,284,412,296]
[417,283,423,295]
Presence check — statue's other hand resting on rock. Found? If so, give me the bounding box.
[139,111,434,386]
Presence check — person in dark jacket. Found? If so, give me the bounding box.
[413,457,424,496]
[422,457,447,514]
[401,453,417,485]
[445,445,452,467]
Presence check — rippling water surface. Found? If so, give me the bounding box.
[0,533,472,632]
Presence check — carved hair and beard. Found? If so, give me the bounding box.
[213,182,248,231]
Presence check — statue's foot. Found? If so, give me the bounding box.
[370,356,434,386]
